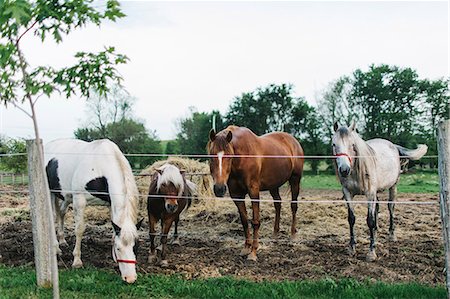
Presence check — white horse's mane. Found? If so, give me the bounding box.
[351,131,377,192]
[156,164,185,196]
[110,143,139,245]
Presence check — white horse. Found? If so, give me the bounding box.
[332,122,428,261]
[44,139,142,284]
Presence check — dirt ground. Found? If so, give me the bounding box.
[0,185,444,285]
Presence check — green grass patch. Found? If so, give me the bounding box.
[0,265,445,299]
[302,170,438,193]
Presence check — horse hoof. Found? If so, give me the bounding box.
[56,247,62,255]
[247,252,257,262]
[72,260,83,268]
[240,247,252,256]
[347,245,356,256]
[366,251,377,262]
[148,254,157,264]
[156,245,162,251]
[159,260,169,268]
[171,239,180,246]
[290,233,299,241]
[389,234,398,242]
[59,239,68,247]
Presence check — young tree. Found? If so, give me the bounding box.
[0,0,127,292]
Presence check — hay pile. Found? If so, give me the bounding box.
[136,157,214,206]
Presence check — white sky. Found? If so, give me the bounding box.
[0,1,448,142]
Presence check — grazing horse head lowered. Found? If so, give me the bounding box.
[44,138,143,283]
[332,121,428,261]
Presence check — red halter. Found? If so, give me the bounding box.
[334,153,352,164]
[113,248,137,264]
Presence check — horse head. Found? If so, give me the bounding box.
[332,121,357,177]
[207,129,233,197]
[111,219,143,284]
[155,164,185,213]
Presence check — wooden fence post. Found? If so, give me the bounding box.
[27,139,59,297]
[438,120,450,299]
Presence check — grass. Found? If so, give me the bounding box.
[302,170,439,193]
[0,265,446,299]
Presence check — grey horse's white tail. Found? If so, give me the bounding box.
[395,144,428,160]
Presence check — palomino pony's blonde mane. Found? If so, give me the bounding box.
[112,145,139,245]
[156,164,185,196]
[351,131,377,192]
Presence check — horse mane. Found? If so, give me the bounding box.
[352,132,377,192]
[111,143,139,244]
[156,164,185,196]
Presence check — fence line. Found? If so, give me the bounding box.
[0,188,438,205]
[0,152,440,159]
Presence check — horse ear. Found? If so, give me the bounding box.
[136,218,144,230]
[333,122,339,132]
[112,221,121,236]
[209,129,216,142]
[156,168,163,175]
[350,121,356,132]
[226,130,233,143]
[180,169,186,178]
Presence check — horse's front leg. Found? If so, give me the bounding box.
[343,188,356,255]
[171,216,180,245]
[233,197,252,257]
[157,217,174,267]
[366,192,379,262]
[72,194,87,268]
[248,188,261,262]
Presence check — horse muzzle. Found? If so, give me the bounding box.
[213,184,227,197]
[165,203,178,213]
[339,166,351,177]
[122,274,136,284]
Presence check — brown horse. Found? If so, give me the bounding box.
[147,163,196,267]
[207,125,304,261]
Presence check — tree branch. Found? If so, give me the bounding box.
[11,101,32,118]
[16,20,39,46]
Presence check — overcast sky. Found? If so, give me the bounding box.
[1,1,448,142]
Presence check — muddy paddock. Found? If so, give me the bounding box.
[0,185,444,284]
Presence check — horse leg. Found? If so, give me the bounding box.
[289,174,301,240]
[343,189,356,255]
[388,185,397,242]
[171,216,180,245]
[57,198,70,247]
[157,217,174,267]
[248,187,261,262]
[148,213,157,263]
[51,194,62,255]
[72,194,87,268]
[269,188,281,238]
[232,198,252,256]
[366,192,378,262]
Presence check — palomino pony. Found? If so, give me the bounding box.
[147,163,196,267]
[207,126,304,261]
[332,122,428,261]
[44,139,143,284]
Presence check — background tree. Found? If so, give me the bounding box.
[0,137,27,173]
[176,108,224,157]
[74,88,162,169]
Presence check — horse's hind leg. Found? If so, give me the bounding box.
[388,186,397,241]
[270,188,281,238]
[148,214,157,263]
[289,174,301,240]
[72,194,87,268]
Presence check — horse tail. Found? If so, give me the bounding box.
[395,144,428,161]
[113,145,139,224]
